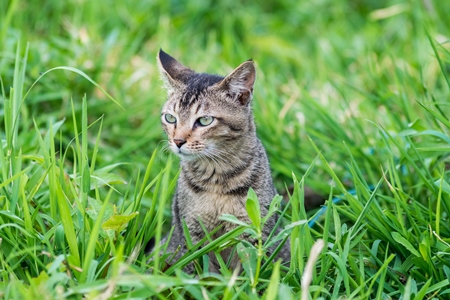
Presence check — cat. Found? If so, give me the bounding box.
[157,49,290,273]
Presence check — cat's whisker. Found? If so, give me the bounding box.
[207,147,239,161]
[201,151,226,171]
[197,152,224,177]
[200,154,214,169]
[161,144,171,154]
[208,155,229,171]
[157,139,169,147]
[157,139,171,153]
[202,149,230,170]
[209,155,228,171]
[208,145,238,157]
[204,148,238,168]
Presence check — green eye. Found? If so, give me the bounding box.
[165,114,177,124]
[198,116,214,126]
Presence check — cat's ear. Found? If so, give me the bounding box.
[217,60,256,106]
[157,49,194,92]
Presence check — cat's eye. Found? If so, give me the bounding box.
[198,116,214,126]
[165,114,177,124]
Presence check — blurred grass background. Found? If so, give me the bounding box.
[1,0,450,298]
[2,0,449,191]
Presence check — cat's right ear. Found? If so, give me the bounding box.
[157,49,193,92]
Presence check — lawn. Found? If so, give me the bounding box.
[1,0,450,299]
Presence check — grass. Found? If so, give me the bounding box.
[1,0,450,298]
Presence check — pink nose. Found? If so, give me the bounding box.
[174,139,186,148]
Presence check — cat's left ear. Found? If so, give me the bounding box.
[216,60,256,106]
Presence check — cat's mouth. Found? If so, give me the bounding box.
[169,142,208,161]
[176,151,199,162]
[172,147,197,160]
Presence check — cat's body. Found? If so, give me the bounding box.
[157,49,289,272]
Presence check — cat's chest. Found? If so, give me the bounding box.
[179,189,249,230]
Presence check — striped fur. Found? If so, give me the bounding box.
[157,49,290,272]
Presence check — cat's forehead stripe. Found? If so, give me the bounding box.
[194,102,202,114]
[180,88,202,109]
[178,73,223,110]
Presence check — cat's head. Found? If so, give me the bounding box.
[157,49,256,162]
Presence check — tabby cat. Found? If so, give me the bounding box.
[157,49,289,272]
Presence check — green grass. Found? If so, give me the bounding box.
[1,0,450,298]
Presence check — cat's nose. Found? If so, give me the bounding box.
[173,138,187,148]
